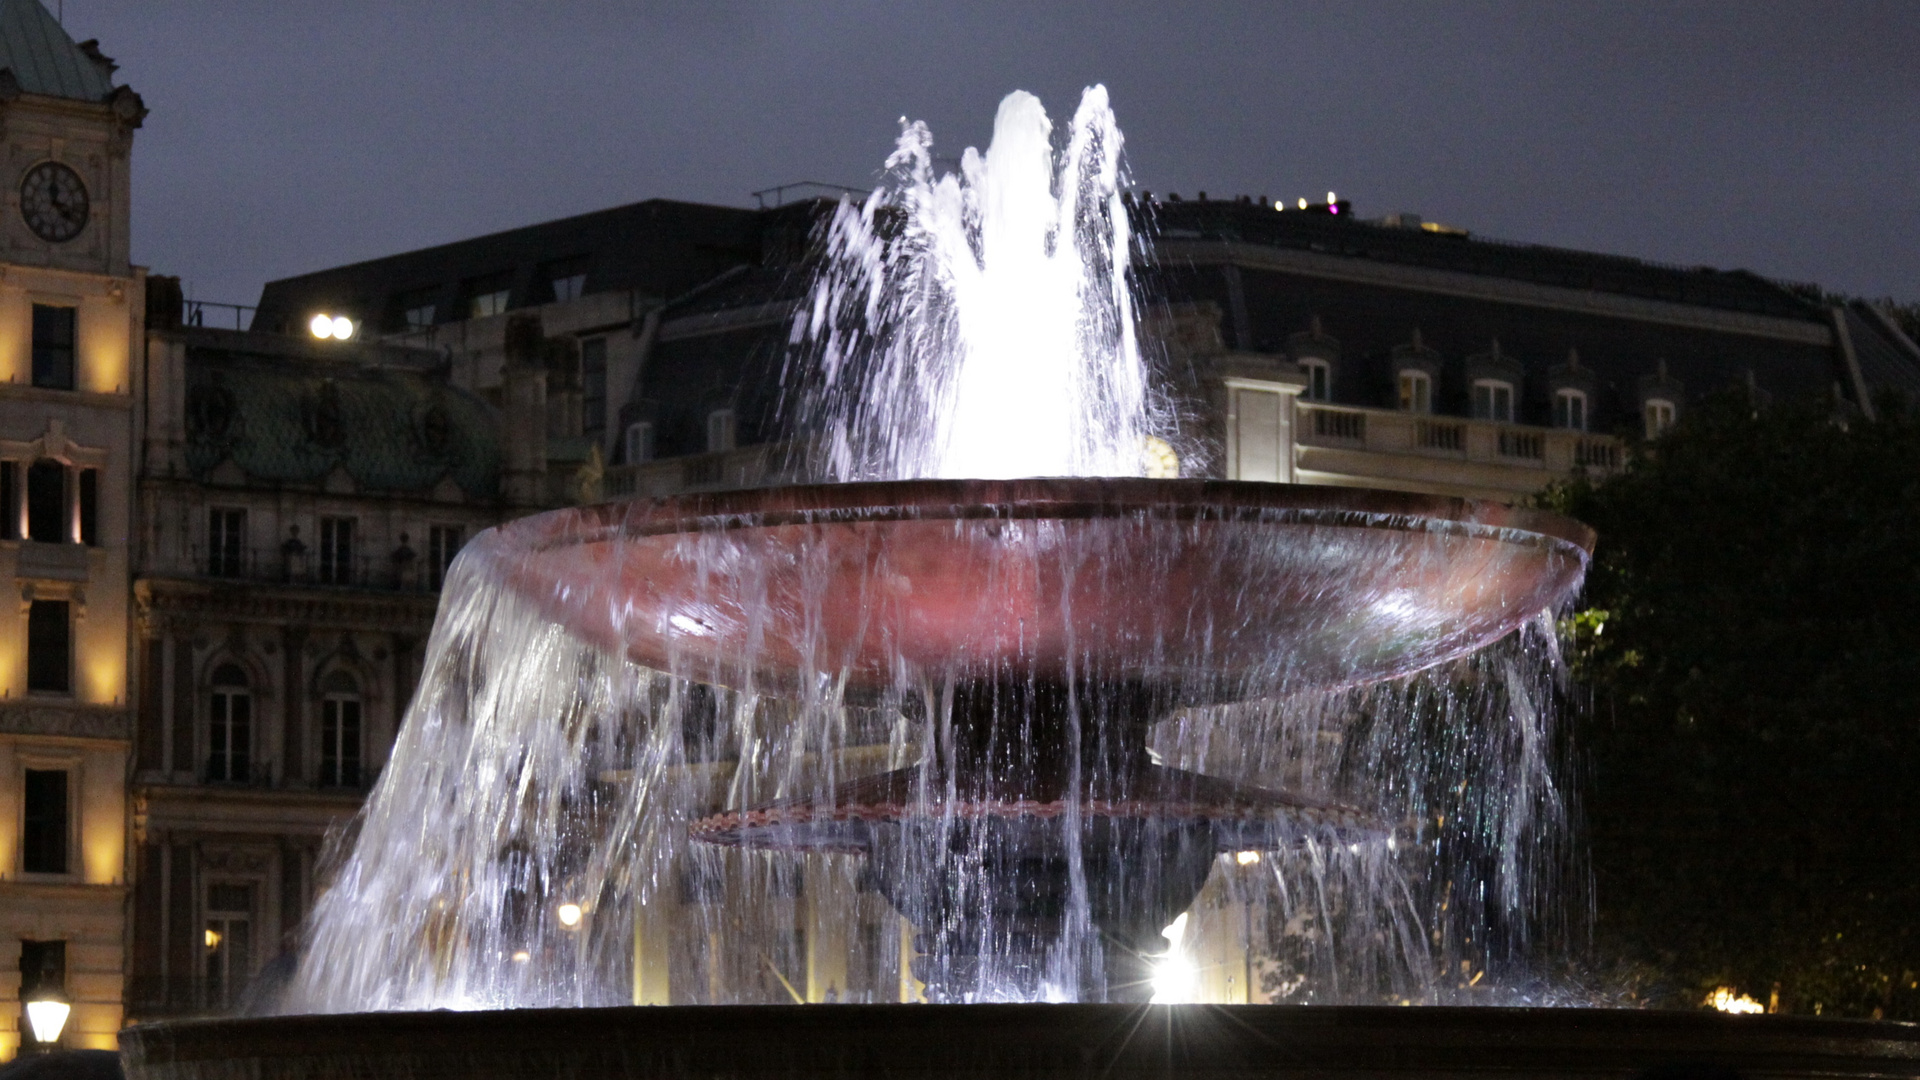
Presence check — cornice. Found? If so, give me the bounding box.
[0,700,130,742]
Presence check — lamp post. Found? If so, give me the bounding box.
[23,987,70,1052]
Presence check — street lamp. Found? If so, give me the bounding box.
[24,987,70,1049]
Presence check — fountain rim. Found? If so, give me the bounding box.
[490,476,1597,556]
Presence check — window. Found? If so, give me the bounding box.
[22,769,68,874]
[581,337,607,444]
[318,517,355,585]
[1645,398,1677,439]
[706,409,736,454]
[207,664,252,783]
[1553,389,1588,432]
[77,469,97,546]
[319,671,362,788]
[427,525,463,590]
[1398,371,1432,414]
[1300,359,1331,402]
[26,600,70,694]
[404,303,436,331]
[624,421,655,465]
[19,941,65,1020]
[1472,379,1514,423]
[31,305,75,391]
[465,272,513,319]
[208,508,246,577]
[392,286,439,332]
[1,461,16,540]
[204,883,254,1009]
[551,274,587,302]
[26,459,66,543]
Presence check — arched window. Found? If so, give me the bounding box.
[1644,398,1677,439]
[1397,370,1432,414]
[207,664,252,783]
[1472,379,1514,423]
[1299,359,1331,402]
[319,671,362,788]
[1553,389,1588,432]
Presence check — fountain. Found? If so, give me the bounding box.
[122,88,1919,1078]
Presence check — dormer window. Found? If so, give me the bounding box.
[1300,359,1331,402]
[1398,370,1432,414]
[1553,388,1588,432]
[1644,398,1677,439]
[1472,379,1514,423]
[624,421,655,464]
[706,409,737,454]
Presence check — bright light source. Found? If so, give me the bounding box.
[310,313,336,338]
[1327,190,1337,204]
[1235,850,1261,866]
[1149,913,1197,1004]
[557,903,584,928]
[204,928,222,949]
[1297,197,1308,209]
[1273,200,1285,211]
[1142,436,1180,479]
[1705,986,1764,1014]
[25,997,70,1044]
[330,315,355,340]
[511,950,532,963]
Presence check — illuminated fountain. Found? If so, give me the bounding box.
[121,88,1918,1079]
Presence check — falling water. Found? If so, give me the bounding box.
[284,88,1588,1014]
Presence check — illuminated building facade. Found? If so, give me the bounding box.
[0,0,146,1054]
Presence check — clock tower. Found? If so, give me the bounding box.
[0,0,145,1057]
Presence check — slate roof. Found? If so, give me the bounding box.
[184,342,500,499]
[0,0,114,102]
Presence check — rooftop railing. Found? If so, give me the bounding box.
[181,545,446,593]
[1296,402,1624,475]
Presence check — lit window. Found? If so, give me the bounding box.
[1472,379,1514,423]
[1553,389,1588,432]
[318,517,356,585]
[1300,359,1331,402]
[470,290,510,319]
[706,409,736,454]
[207,664,252,783]
[77,469,96,546]
[31,305,75,391]
[204,883,254,1009]
[625,421,655,464]
[1644,398,1676,439]
[1,460,16,540]
[1398,371,1432,414]
[22,769,68,874]
[208,507,246,577]
[26,600,70,694]
[319,671,363,788]
[427,525,463,590]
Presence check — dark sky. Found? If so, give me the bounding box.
[71,1,1920,307]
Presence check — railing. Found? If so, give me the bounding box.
[604,444,786,499]
[1297,402,1626,476]
[187,546,443,592]
[181,300,257,332]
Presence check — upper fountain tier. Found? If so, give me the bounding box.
[490,478,1593,702]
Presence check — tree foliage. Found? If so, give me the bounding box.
[1544,393,1920,1019]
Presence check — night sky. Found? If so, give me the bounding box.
[69,1,1920,307]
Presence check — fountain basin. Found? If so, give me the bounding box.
[121,1004,1920,1080]
[492,478,1594,701]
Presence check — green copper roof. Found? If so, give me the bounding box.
[0,0,114,102]
[185,350,501,499]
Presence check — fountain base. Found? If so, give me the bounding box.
[122,1004,1920,1080]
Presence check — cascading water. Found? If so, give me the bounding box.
[284,87,1589,1015]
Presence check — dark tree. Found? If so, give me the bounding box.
[1545,392,1920,1020]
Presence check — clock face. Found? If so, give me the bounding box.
[19,161,89,243]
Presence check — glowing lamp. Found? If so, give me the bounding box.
[331,315,355,339]
[1235,850,1261,866]
[25,990,70,1046]
[557,903,584,928]
[310,314,355,340]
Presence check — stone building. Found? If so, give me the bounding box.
[125,292,522,1020]
[0,0,146,1054]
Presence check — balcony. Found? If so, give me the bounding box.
[1294,402,1623,499]
[181,546,443,592]
[604,444,787,500]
